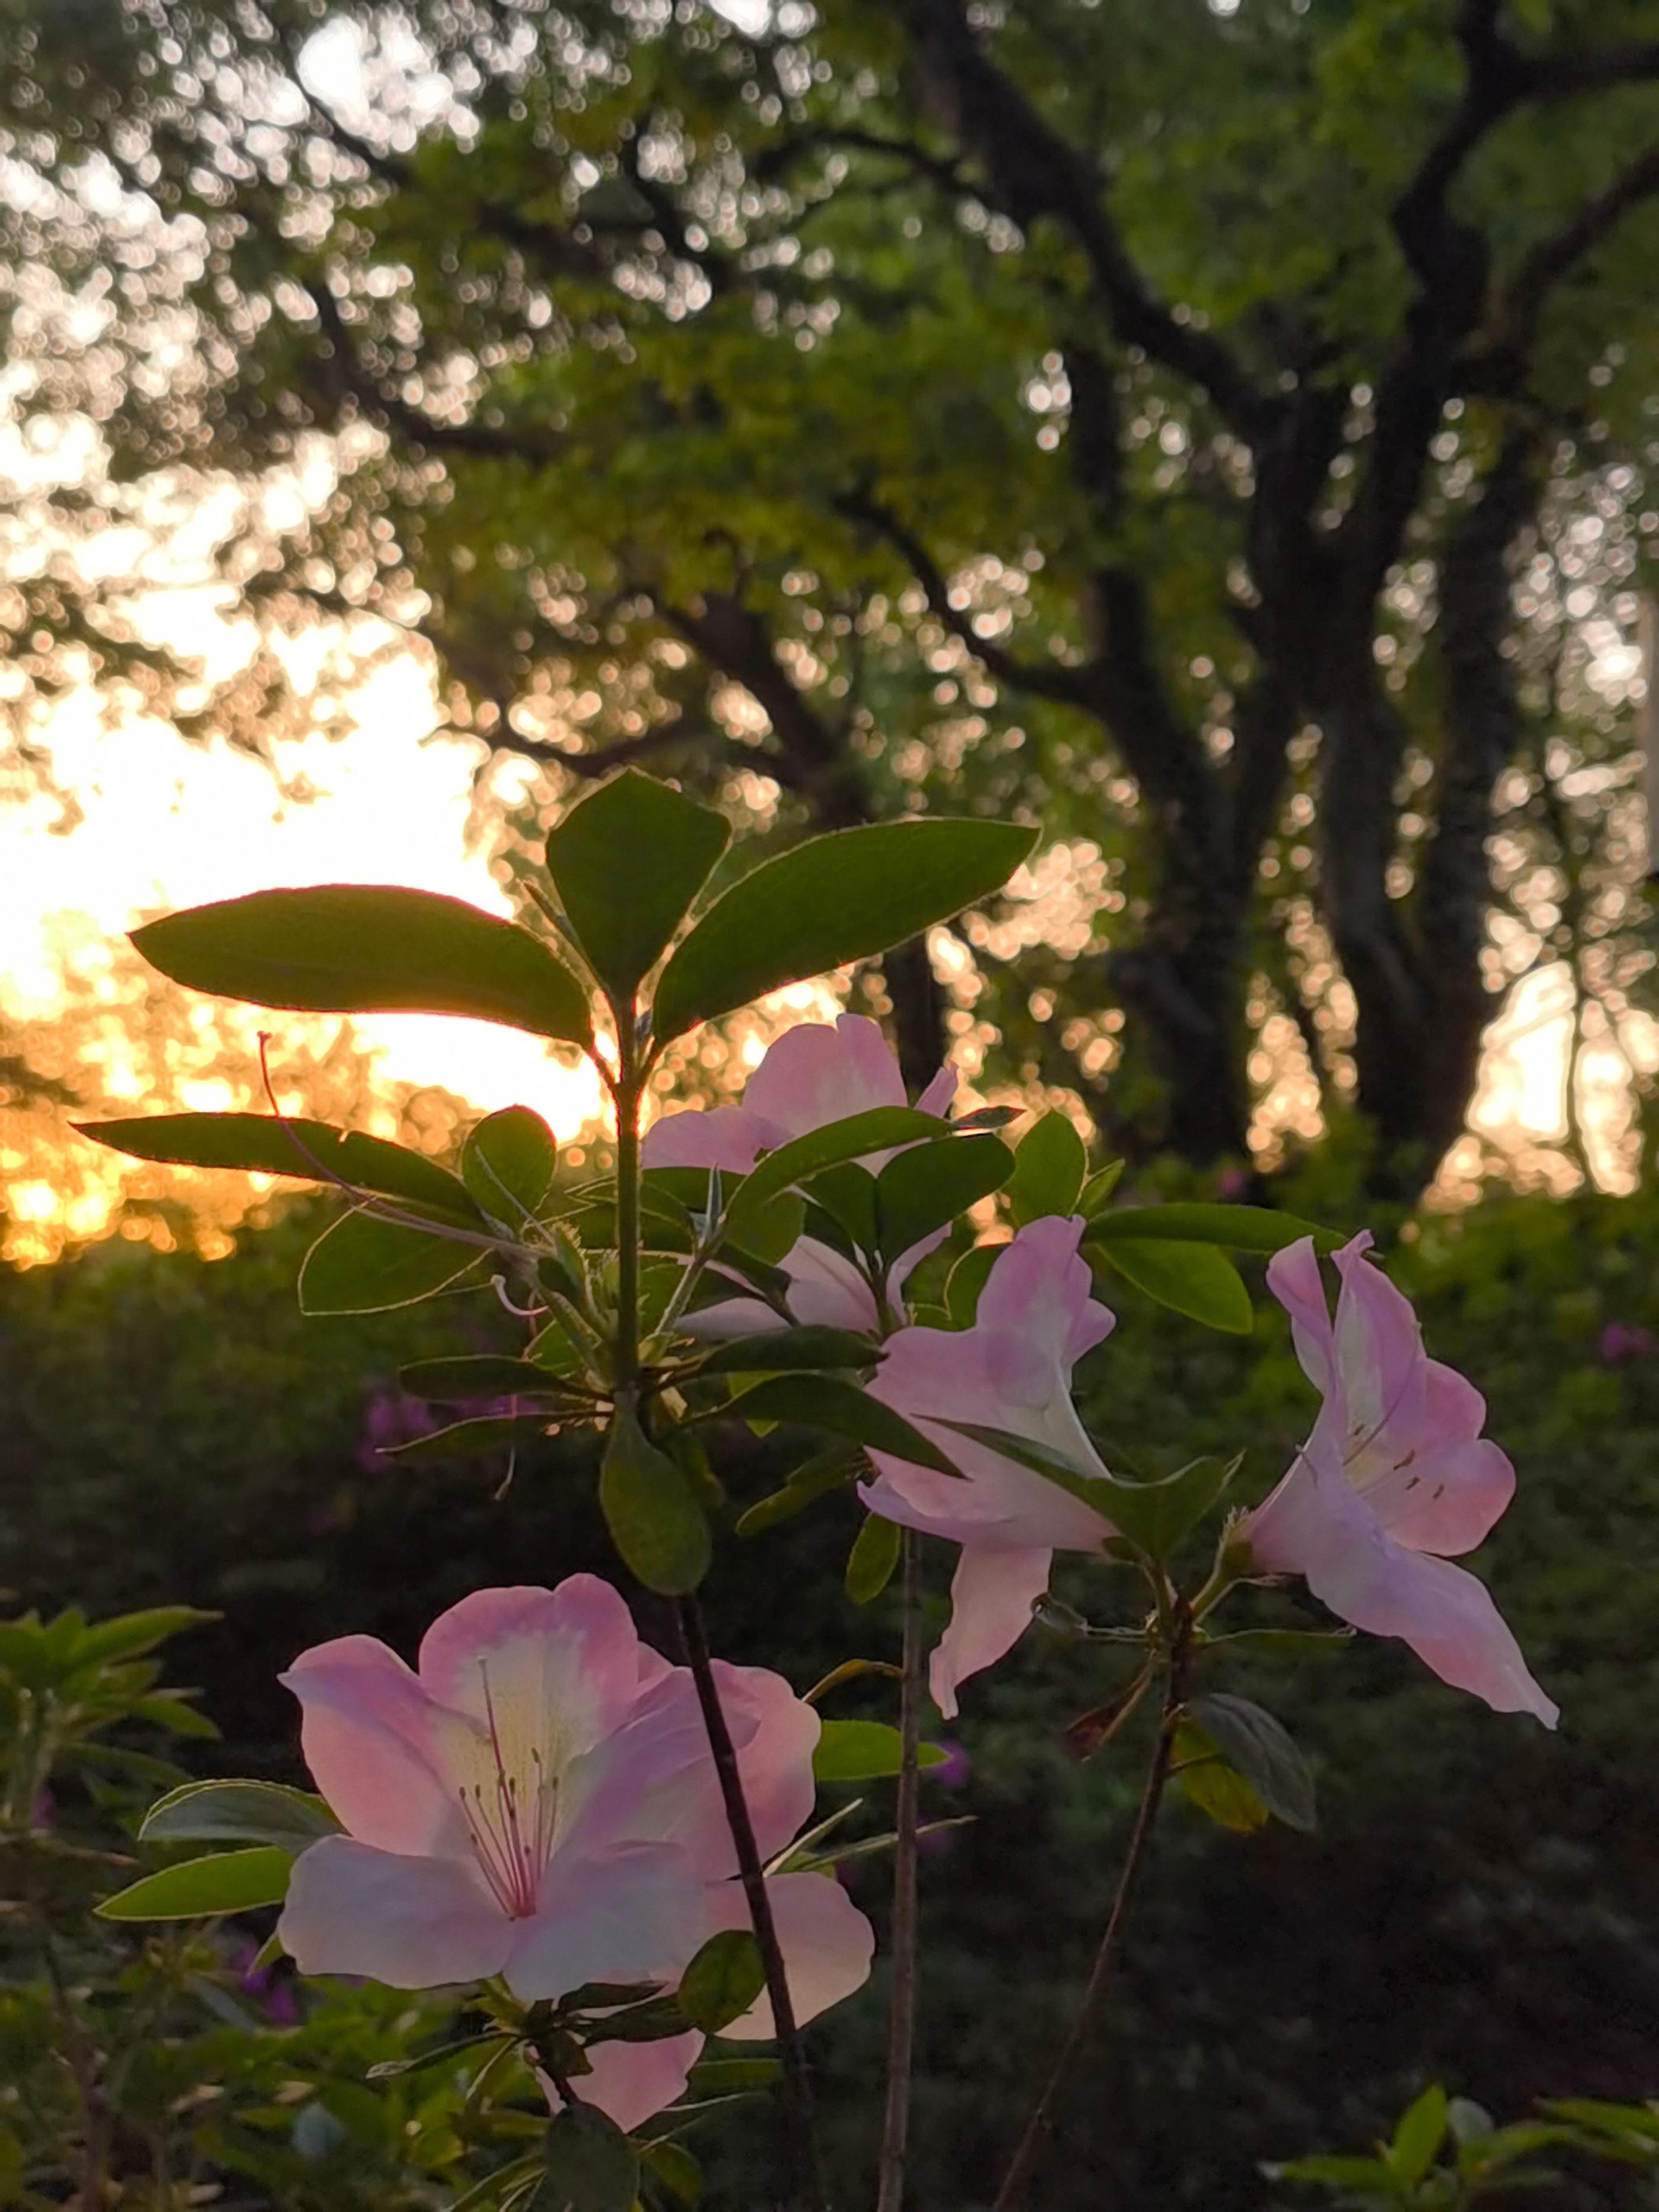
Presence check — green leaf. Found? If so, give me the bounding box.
[399,1355,585,1401]
[641,2139,703,2206]
[140,1781,338,1850]
[1095,1455,1240,1563]
[812,1719,949,1782]
[876,1132,1014,1259]
[715,1107,950,1256]
[803,1161,879,1253]
[98,1846,293,1920]
[76,1113,482,1220]
[599,1398,711,1594]
[734,1446,863,1536]
[1085,1202,1337,1253]
[695,1327,876,1378]
[945,1243,999,1327]
[536,2104,639,2212]
[1171,1722,1269,1833]
[1185,1694,1316,1831]
[298,1208,485,1314]
[931,1418,1107,1513]
[72,1606,217,1666]
[716,1373,961,1474]
[845,1513,902,1604]
[132,885,592,1044]
[1004,1110,1087,1225]
[1388,2085,1450,2185]
[544,770,731,1003]
[675,1929,767,2033]
[1090,1238,1253,1333]
[1264,2153,1397,2190]
[380,1414,559,1464]
[463,1105,557,1221]
[366,2032,511,2082]
[1079,1162,1125,1215]
[683,2056,782,2097]
[651,818,1037,1040]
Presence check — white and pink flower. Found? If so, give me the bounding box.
[860,1216,1119,1718]
[277,1578,874,2129]
[643,1014,956,1334]
[1240,1234,1556,1726]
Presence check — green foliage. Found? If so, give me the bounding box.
[598,1398,711,1596]
[812,1722,949,1785]
[543,769,731,1007]
[462,1107,558,1226]
[650,821,1038,1043]
[79,1113,482,1218]
[673,1930,767,2037]
[1090,1236,1254,1333]
[133,889,593,1047]
[1003,1112,1088,1227]
[298,1207,486,1316]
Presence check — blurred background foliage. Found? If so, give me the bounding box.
[5,1160,1659,2207]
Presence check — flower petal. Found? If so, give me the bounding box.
[279,1834,511,1987]
[1365,1368,1515,1555]
[416,1579,644,1776]
[643,1102,768,1172]
[1244,1452,1555,1724]
[540,2032,705,2131]
[1265,1234,1342,1397]
[506,1841,709,2001]
[280,1636,464,1858]
[929,1544,1053,1718]
[702,1871,876,2037]
[977,1215,1115,1378]
[915,1063,959,1118]
[743,1014,905,1138]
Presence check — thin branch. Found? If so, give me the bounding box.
[675,1597,831,2212]
[835,492,1092,708]
[876,1530,924,2212]
[990,1636,1189,2211]
[1476,144,1659,391]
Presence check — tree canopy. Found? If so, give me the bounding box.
[4,0,1658,1185]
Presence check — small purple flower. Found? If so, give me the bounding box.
[1599,1323,1656,1365]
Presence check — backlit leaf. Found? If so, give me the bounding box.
[298,1208,485,1314]
[98,1846,293,1920]
[78,1113,479,1219]
[544,770,731,1003]
[599,1398,711,1594]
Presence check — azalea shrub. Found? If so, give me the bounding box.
[62,772,1566,2212]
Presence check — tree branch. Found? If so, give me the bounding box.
[835,492,1092,708]
[897,0,1273,441]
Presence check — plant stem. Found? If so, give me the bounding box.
[990,1639,1189,2212]
[675,1594,831,2212]
[612,1013,642,1387]
[876,1530,923,2212]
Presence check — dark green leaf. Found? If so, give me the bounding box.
[463,1105,557,1220]
[599,1398,711,1594]
[1085,1202,1337,1253]
[140,1781,338,1850]
[545,770,731,1002]
[367,2032,510,2081]
[380,1414,559,1464]
[1079,1162,1125,1215]
[98,1846,292,1920]
[683,2056,782,2097]
[651,818,1037,1040]
[845,1513,902,1604]
[132,885,592,1044]
[577,1995,689,2045]
[536,2104,639,2212]
[953,1104,1021,1131]
[1090,1238,1253,1333]
[719,1107,950,1249]
[876,1132,1013,1259]
[734,1446,863,1536]
[717,1374,960,1474]
[298,1208,485,1315]
[641,2139,703,2206]
[1186,1693,1316,1831]
[695,1327,876,1378]
[812,1719,949,1782]
[945,1243,999,1327]
[1004,1110,1087,1225]
[76,1113,482,1219]
[399,1355,584,1401]
[1095,1455,1240,1563]
[676,1929,766,2034]
[803,1161,879,1253]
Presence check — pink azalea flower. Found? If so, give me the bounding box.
[278,1578,874,2129]
[1240,1234,1557,1726]
[860,1216,1119,1718]
[643,1014,956,1334]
